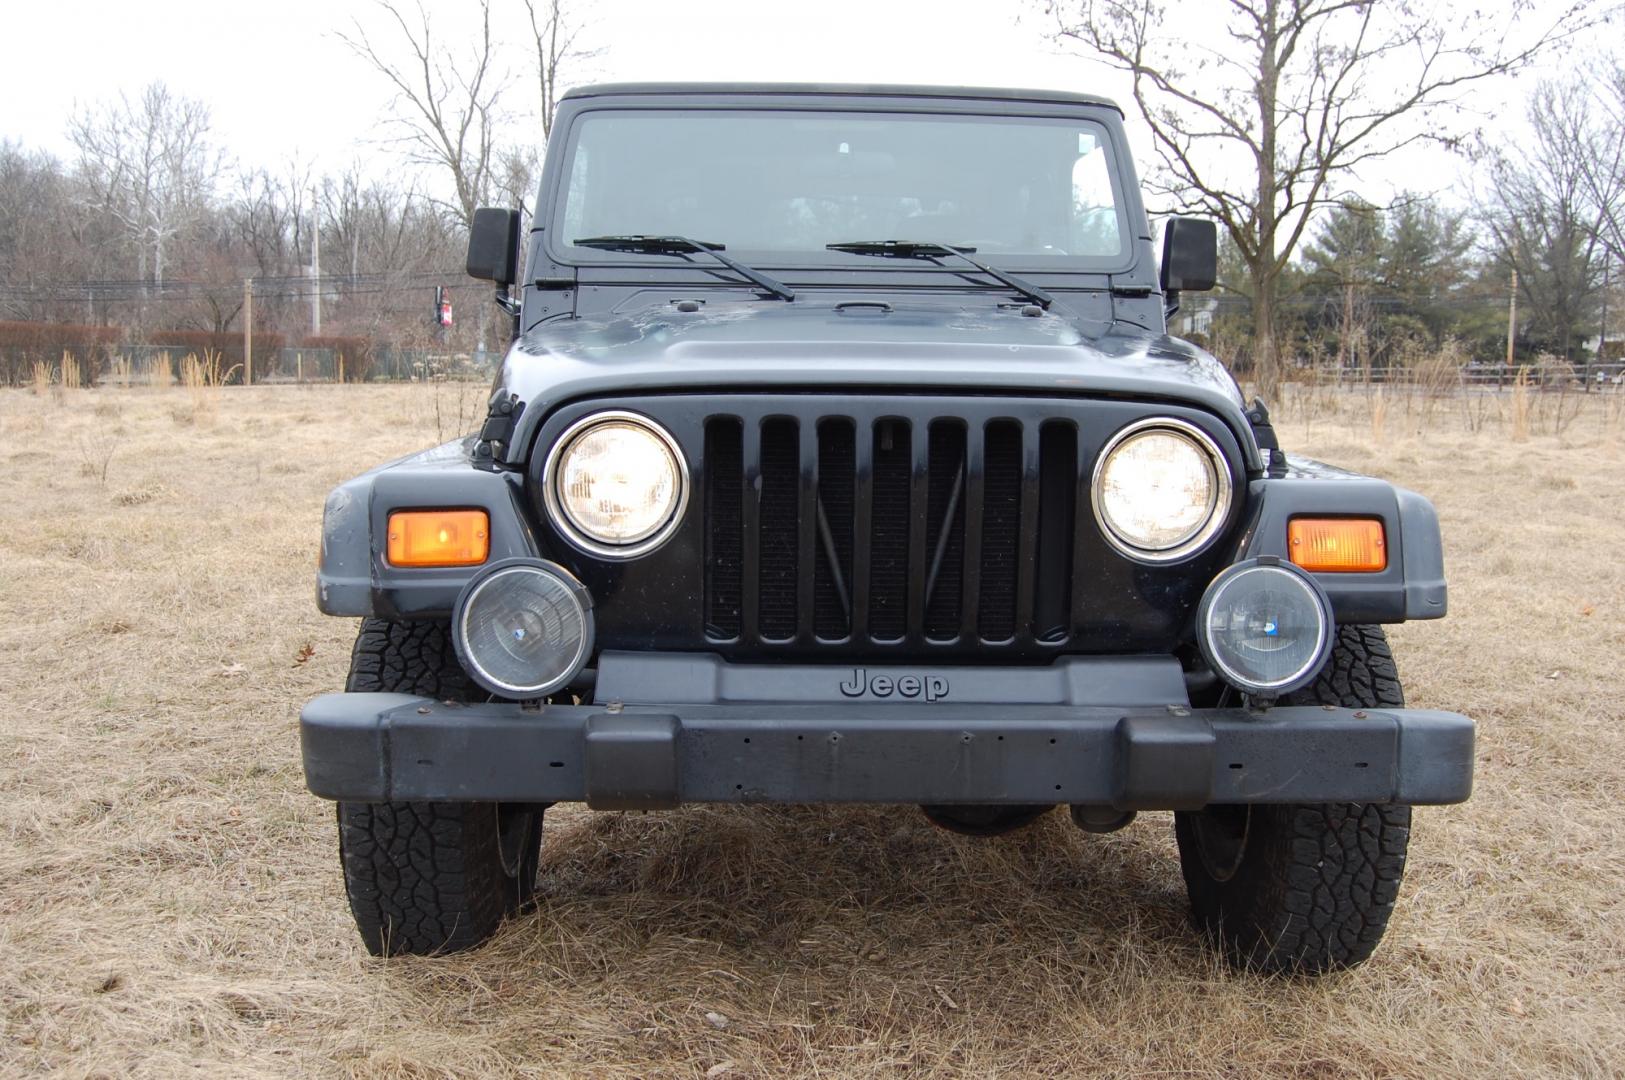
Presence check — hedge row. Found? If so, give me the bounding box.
[0,322,378,385]
[156,330,285,383]
[299,335,375,382]
[0,321,122,385]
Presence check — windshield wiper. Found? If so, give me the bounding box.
[573,234,795,301]
[826,239,1053,310]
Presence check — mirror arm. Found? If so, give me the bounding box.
[494,286,521,343]
[1164,289,1181,322]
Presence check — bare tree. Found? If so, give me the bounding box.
[231,165,312,279]
[494,145,541,216]
[340,0,507,229]
[69,83,219,298]
[1487,79,1608,362]
[1043,0,1604,391]
[1578,59,1625,265]
[522,0,596,141]
[0,143,95,323]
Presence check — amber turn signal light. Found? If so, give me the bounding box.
[387,510,490,567]
[1287,517,1386,573]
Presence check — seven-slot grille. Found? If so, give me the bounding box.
[703,410,1085,648]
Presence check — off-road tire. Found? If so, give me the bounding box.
[336,618,544,957]
[1174,624,1413,975]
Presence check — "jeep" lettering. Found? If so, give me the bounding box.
[838,669,949,701]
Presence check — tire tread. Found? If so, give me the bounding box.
[1175,624,1413,974]
[336,618,532,957]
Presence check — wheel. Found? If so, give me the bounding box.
[1174,625,1413,975]
[335,618,545,957]
[920,804,1054,836]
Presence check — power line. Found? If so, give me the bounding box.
[0,269,466,304]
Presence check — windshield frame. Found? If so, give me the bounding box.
[539,102,1139,279]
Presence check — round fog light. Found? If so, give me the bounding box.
[453,560,594,698]
[1197,558,1332,697]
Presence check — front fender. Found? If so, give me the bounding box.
[317,438,543,618]
[1237,455,1447,623]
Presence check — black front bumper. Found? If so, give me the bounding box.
[300,694,1474,810]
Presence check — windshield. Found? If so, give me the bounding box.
[556,110,1126,265]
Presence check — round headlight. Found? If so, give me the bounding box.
[1092,418,1230,561]
[453,560,594,698]
[545,412,688,557]
[1198,558,1332,696]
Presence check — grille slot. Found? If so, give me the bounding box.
[704,408,1087,650]
[977,420,1023,641]
[868,419,912,641]
[814,419,856,640]
[1035,421,1078,642]
[757,418,800,640]
[703,418,744,638]
[924,421,967,639]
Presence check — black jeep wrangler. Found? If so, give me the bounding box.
[301,83,1473,973]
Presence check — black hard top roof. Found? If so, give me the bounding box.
[561,82,1123,113]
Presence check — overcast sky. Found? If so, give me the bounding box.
[3,0,1602,213]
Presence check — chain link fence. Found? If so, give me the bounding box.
[83,344,496,385]
[1308,361,1625,390]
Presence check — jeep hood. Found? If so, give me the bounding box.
[494,300,1255,468]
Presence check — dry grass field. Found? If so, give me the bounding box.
[2,380,1623,1078]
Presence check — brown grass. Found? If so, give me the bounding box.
[177,349,236,425]
[1369,384,1387,443]
[149,351,174,389]
[1513,368,1534,443]
[59,350,81,391]
[2,384,1623,1078]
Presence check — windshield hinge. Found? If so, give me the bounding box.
[475,393,525,468]
[1246,397,1286,478]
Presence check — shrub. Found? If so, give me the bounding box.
[300,334,376,382]
[156,330,284,383]
[0,322,122,386]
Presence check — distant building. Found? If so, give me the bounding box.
[1582,332,1624,362]
[1176,295,1216,339]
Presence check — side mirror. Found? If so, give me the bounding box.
[466,207,522,286]
[1160,217,1217,293]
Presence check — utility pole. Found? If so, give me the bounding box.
[244,277,253,386]
[1602,259,1610,369]
[311,195,322,336]
[1505,268,1518,372]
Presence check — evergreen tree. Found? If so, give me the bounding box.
[1303,201,1385,377]
[1381,197,1475,347]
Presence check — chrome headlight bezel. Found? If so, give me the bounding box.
[1090,416,1232,563]
[542,410,690,559]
